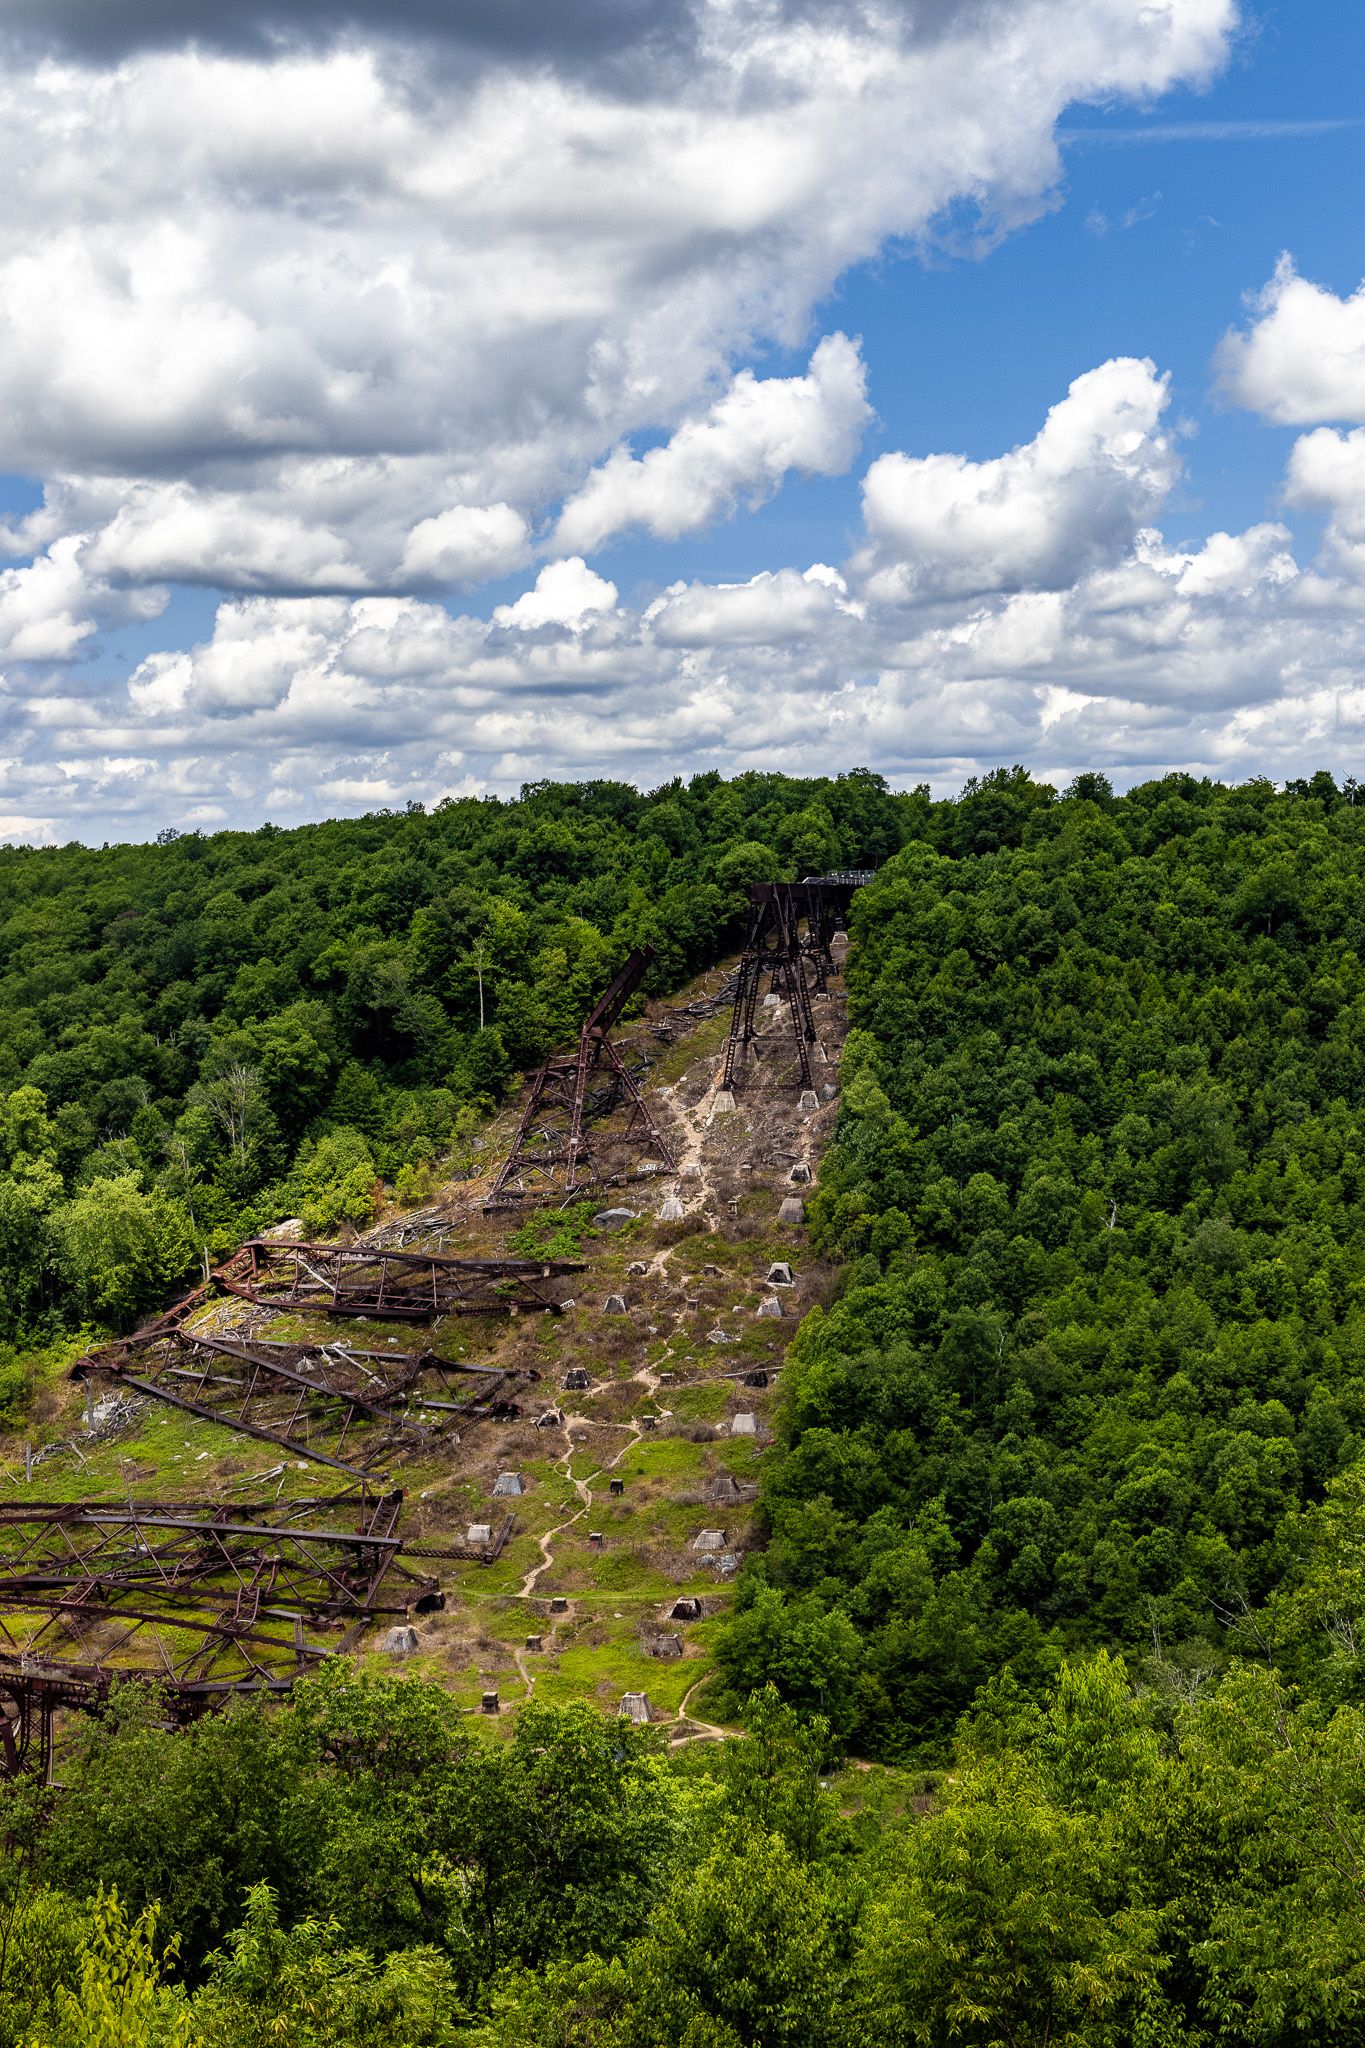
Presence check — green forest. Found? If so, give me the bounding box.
[4,767,1365,2045]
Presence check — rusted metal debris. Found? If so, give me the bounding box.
[72,1329,527,1478]
[0,1492,514,1776]
[723,876,872,1091]
[0,1488,412,1773]
[486,946,676,1210]
[217,1239,583,1318]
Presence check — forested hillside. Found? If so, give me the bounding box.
[0,771,905,1357]
[718,768,1365,1756]
[5,765,1365,2046]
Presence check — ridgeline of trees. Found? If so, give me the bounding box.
[6,765,1365,2045]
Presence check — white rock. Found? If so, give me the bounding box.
[757,1295,783,1318]
[731,1412,759,1436]
[778,1197,806,1224]
[594,1208,637,1230]
[493,1472,524,1497]
[381,1626,419,1656]
[693,1528,727,1551]
[659,1196,685,1222]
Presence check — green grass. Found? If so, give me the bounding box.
[665,1381,730,1423]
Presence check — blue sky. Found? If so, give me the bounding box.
[596,0,1365,592]
[2,0,1365,838]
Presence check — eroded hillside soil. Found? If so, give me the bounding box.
[4,964,850,1739]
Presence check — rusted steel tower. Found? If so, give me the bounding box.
[485,946,675,1208]
[722,874,873,1091]
[0,1489,424,1775]
[0,1489,515,1777]
[722,886,820,1090]
[216,1240,583,1317]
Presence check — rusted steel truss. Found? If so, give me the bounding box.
[0,1489,418,1696]
[216,1240,583,1318]
[723,876,872,1091]
[73,1329,526,1478]
[0,1493,515,1775]
[486,946,675,1210]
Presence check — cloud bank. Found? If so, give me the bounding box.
[9,340,1365,843]
[10,0,1353,842]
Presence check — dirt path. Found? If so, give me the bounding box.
[511,1646,536,1701]
[517,1503,587,1598]
[673,1673,728,1743]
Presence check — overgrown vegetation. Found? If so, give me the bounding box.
[506,1204,601,1262]
[6,1658,1365,2044]
[713,769,1365,1770]
[7,764,1365,2045]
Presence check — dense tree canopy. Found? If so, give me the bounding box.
[715,768,1365,1753]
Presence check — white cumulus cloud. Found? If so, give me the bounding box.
[650,564,860,645]
[554,334,871,553]
[1219,257,1365,425]
[1285,426,1365,586]
[856,356,1178,602]
[493,559,619,632]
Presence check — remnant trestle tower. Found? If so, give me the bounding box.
[217,1240,583,1318]
[0,1488,427,1776]
[722,873,874,1091]
[73,1329,524,1478]
[486,945,675,1209]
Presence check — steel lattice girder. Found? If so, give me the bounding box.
[722,878,869,1091]
[215,1240,584,1318]
[0,1489,443,1689]
[486,946,675,1209]
[72,1330,525,1477]
[0,1493,514,1773]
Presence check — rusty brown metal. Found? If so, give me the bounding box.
[0,1487,515,1775]
[216,1240,583,1318]
[722,885,819,1090]
[722,876,871,1091]
[72,1329,523,1477]
[486,946,675,1209]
